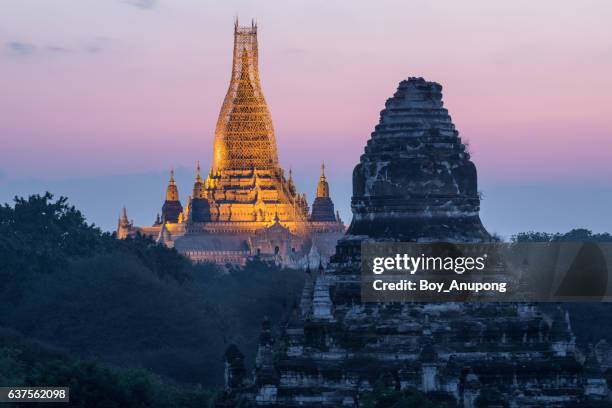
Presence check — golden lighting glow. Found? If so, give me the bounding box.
[165,169,180,201]
[212,20,278,172]
[198,20,308,232]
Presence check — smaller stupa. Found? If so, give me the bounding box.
[309,163,337,222]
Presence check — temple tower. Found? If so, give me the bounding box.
[347,77,489,243]
[190,162,211,223]
[310,163,337,222]
[117,207,133,239]
[118,22,345,266]
[213,19,278,172]
[201,19,306,232]
[161,169,183,223]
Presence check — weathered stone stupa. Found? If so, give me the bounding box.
[349,77,489,242]
[222,78,608,407]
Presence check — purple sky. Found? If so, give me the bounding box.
[1,0,612,237]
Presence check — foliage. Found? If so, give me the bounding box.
[511,228,612,345]
[0,193,190,304]
[0,193,304,388]
[0,327,215,407]
[512,228,612,243]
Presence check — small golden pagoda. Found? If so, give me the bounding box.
[119,20,344,266]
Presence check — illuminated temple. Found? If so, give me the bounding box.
[117,20,344,266]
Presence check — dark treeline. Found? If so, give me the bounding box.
[0,327,213,408]
[512,228,612,346]
[512,228,612,243]
[0,193,304,406]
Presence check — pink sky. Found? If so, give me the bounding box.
[1,0,611,184]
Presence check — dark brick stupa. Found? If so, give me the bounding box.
[221,78,608,407]
[349,77,489,242]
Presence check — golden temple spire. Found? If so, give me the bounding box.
[117,206,132,239]
[166,168,179,201]
[196,161,202,182]
[316,162,330,198]
[120,206,129,223]
[212,20,278,172]
[193,162,206,199]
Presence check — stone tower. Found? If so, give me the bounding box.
[310,163,336,222]
[348,77,489,242]
[235,78,601,407]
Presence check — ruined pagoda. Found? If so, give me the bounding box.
[348,78,490,242]
[223,78,607,407]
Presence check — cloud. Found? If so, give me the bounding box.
[85,36,115,54]
[4,37,115,58]
[122,0,157,10]
[6,41,36,56]
[46,45,71,54]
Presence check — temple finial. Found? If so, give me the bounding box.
[316,162,330,198]
[196,161,202,182]
[166,167,180,202]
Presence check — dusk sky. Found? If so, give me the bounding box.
[1,0,611,237]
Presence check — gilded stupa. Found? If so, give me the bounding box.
[198,19,309,232]
[118,20,344,265]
